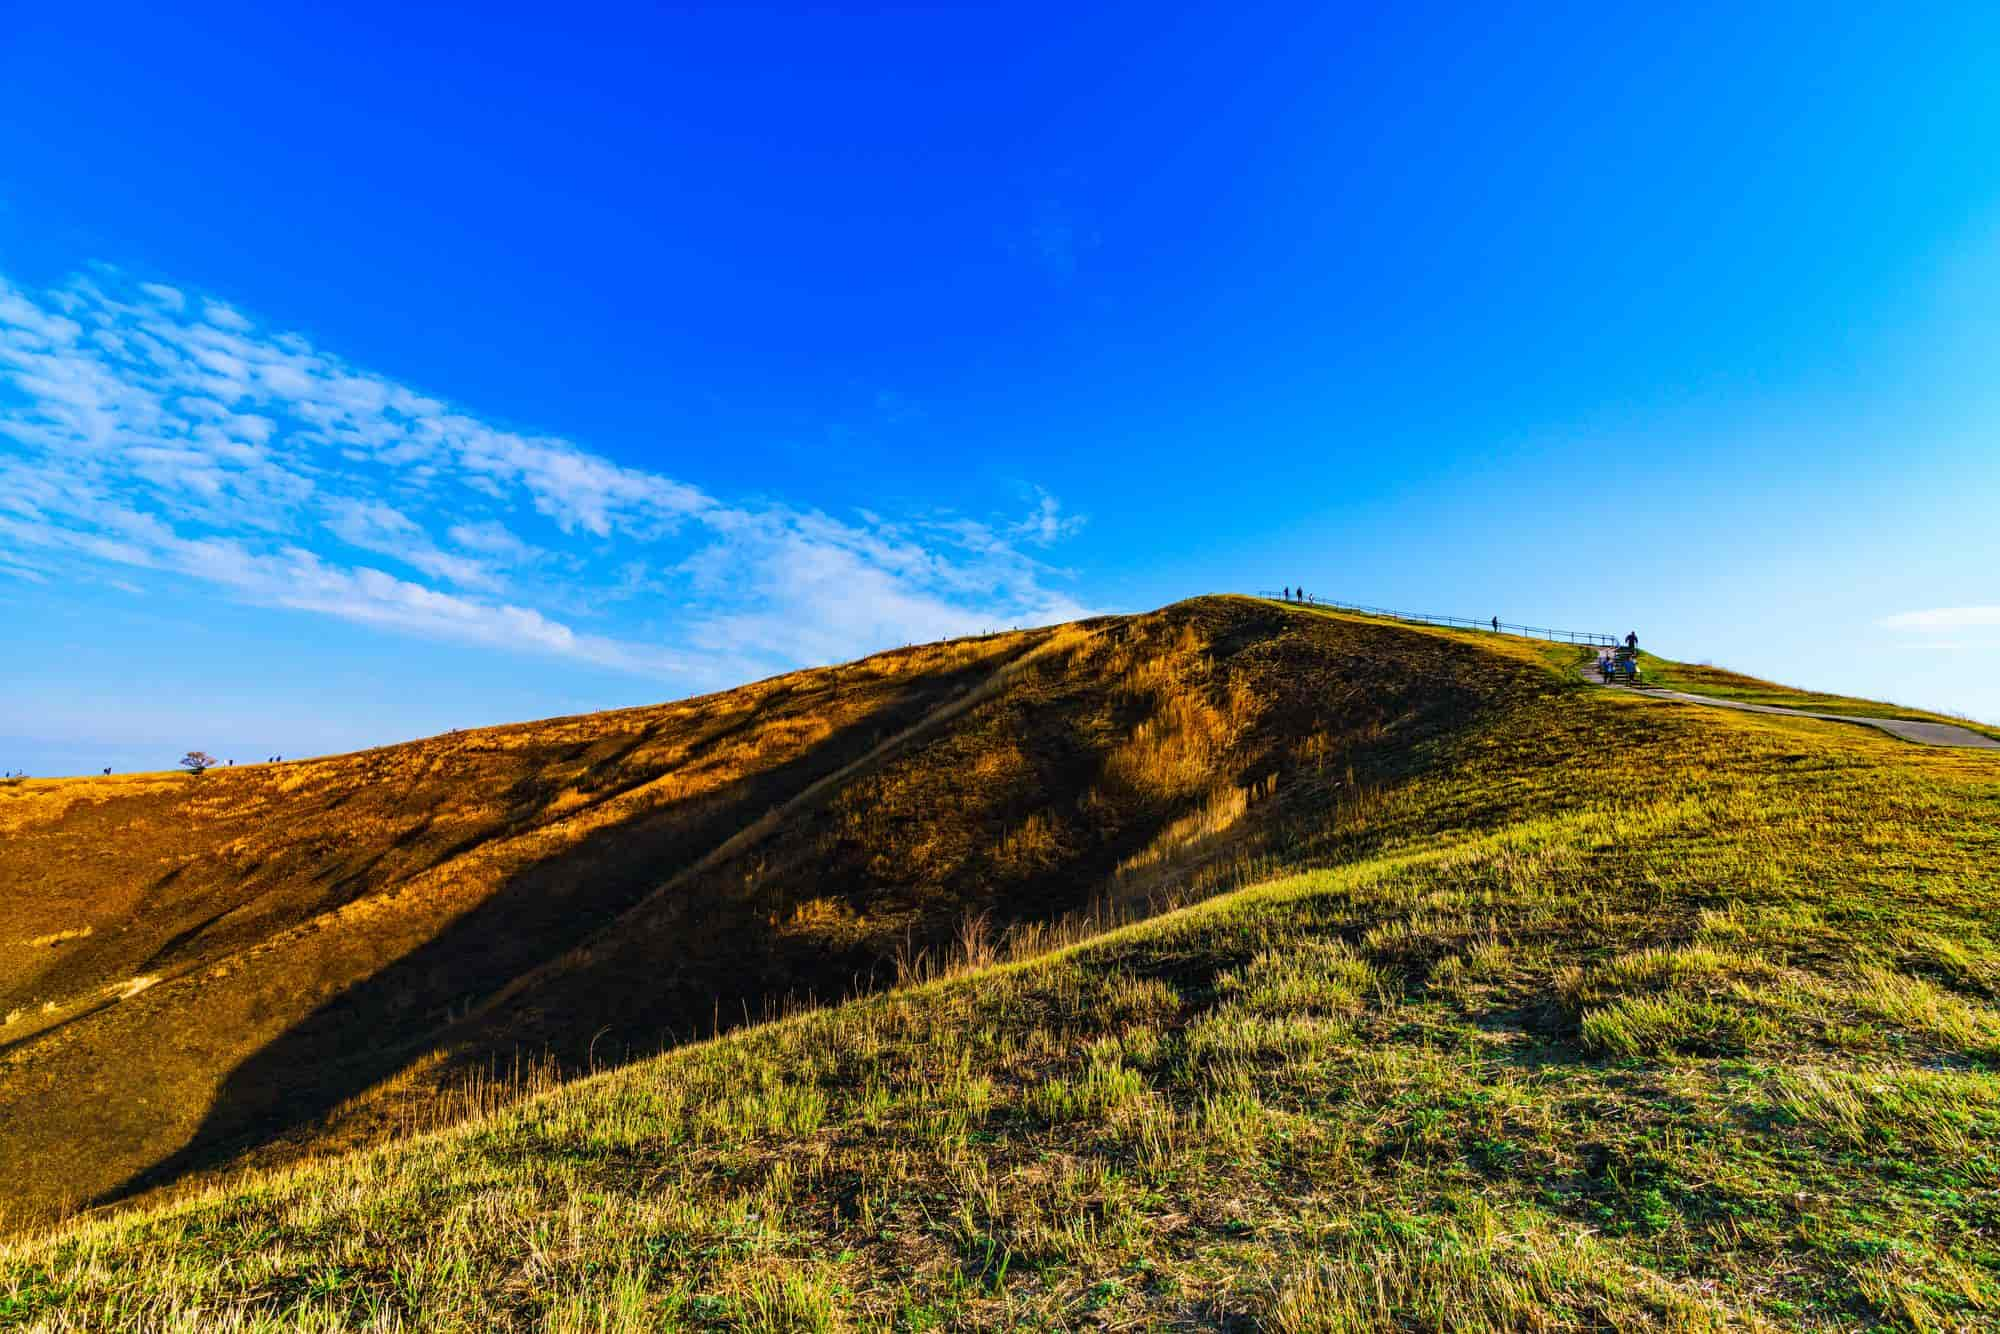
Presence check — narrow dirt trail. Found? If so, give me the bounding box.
[1577,656,2000,750]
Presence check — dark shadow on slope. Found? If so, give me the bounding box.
[92,600,1546,1215]
[94,652,1020,1211]
[134,905,244,975]
[430,603,1526,1086]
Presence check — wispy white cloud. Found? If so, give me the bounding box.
[136,282,185,312]
[1879,606,2000,631]
[1013,487,1087,546]
[446,518,541,565]
[322,498,501,591]
[0,266,1093,683]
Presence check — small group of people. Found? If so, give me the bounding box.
[1597,632,1643,682]
[1281,586,1316,605]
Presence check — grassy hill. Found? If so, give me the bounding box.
[1630,652,2000,740]
[0,597,1537,1234]
[4,597,1998,1328]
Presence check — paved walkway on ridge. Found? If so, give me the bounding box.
[1579,659,2000,750]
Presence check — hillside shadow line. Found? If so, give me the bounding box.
[93,658,1005,1212]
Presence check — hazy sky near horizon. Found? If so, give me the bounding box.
[4,2,1999,774]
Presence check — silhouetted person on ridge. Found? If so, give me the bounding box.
[1625,631,1639,652]
[1491,616,1499,632]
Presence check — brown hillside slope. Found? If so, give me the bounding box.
[0,597,1553,1230]
[415,596,1556,1073]
[8,628,2000,1327]
[0,627,1046,1228]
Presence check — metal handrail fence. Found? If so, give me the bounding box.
[1254,593,1620,648]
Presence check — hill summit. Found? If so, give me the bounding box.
[2,596,1539,1227]
[5,596,1998,1329]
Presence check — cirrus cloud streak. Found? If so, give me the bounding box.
[0,267,1093,689]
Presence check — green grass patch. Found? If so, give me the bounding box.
[5,605,2000,1327]
[1632,651,2000,738]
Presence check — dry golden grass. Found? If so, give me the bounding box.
[0,627,1044,1228]
[5,601,2000,1327]
[6,630,1997,1328]
[1,597,1535,1233]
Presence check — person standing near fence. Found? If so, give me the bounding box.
[1491,616,1499,632]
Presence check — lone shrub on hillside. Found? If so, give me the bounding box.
[180,750,217,776]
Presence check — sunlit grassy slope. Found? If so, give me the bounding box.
[4,600,1998,1328]
[1,597,1533,1233]
[1633,651,2000,739]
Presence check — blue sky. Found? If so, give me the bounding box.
[3,2,1999,774]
